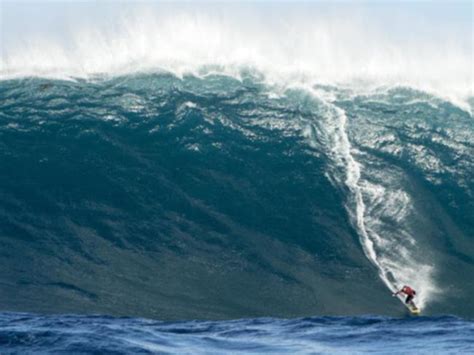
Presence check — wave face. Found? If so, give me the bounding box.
[0,74,473,319]
[1,312,473,354]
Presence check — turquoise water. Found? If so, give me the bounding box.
[1,74,473,320]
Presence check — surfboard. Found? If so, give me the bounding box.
[407,303,421,315]
[395,293,421,315]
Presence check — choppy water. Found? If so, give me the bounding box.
[1,312,473,354]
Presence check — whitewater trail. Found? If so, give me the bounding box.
[304,88,436,309]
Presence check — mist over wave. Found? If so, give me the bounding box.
[1,2,472,107]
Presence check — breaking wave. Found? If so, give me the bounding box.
[1,73,473,318]
[0,2,473,319]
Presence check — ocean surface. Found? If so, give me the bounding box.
[1,312,474,354]
[1,2,473,353]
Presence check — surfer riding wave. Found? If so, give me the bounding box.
[393,285,417,306]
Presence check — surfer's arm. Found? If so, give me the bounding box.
[392,290,402,296]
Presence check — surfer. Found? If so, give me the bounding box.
[393,285,417,305]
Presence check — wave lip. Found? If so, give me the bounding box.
[1,3,472,105]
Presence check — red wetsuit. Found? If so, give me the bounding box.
[401,286,416,304]
[401,286,416,296]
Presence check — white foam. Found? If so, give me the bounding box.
[305,87,438,309]
[1,3,472,105]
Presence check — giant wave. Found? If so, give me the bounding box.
[0,2,473,320]
[1,73,473,319]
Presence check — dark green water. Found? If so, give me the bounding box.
[1,74,473,319]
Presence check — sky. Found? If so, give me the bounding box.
[1,1,472,38]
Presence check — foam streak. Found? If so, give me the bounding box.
[307,88,436,309]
